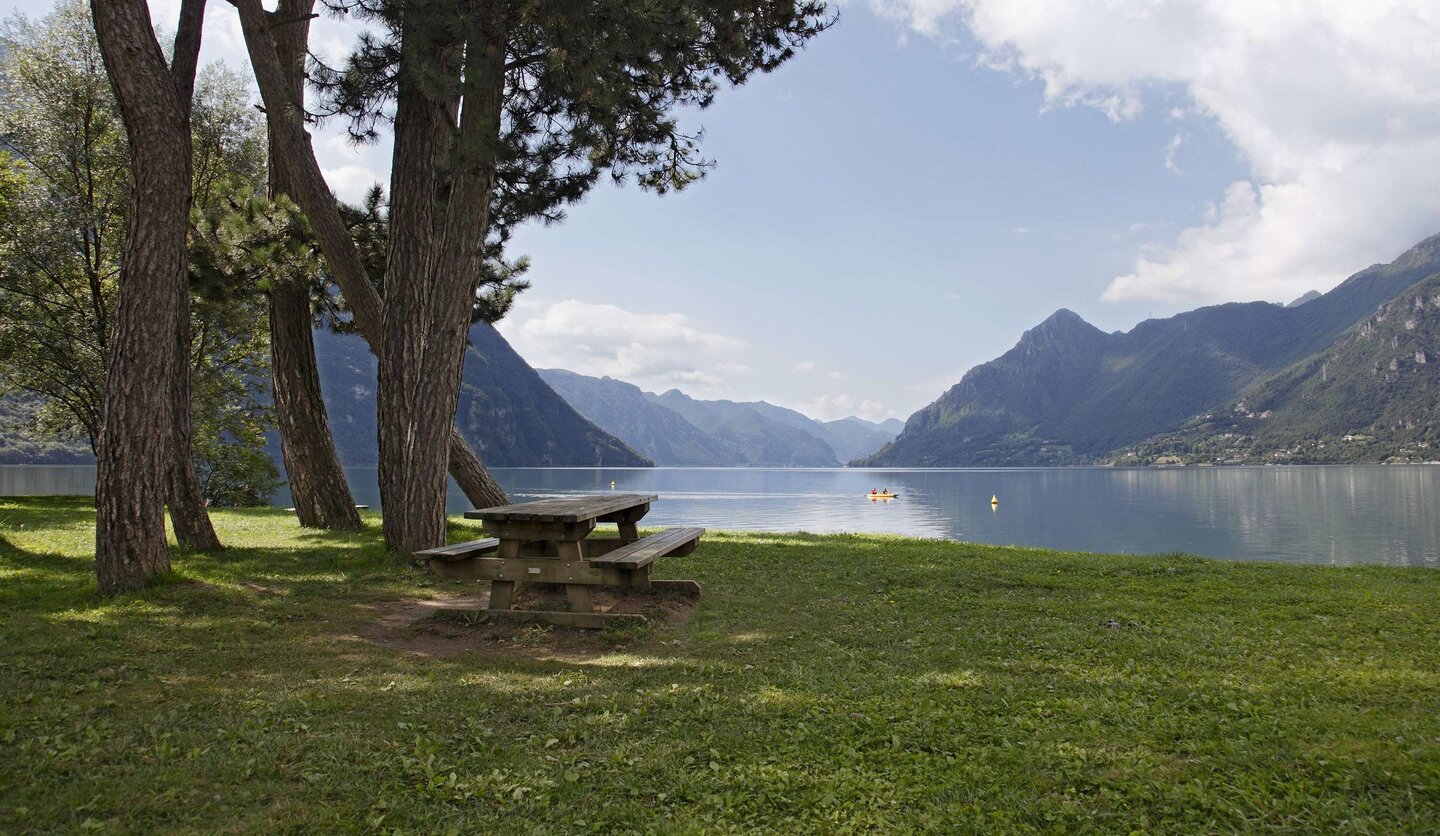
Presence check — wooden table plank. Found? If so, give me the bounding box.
[465,493,658,524]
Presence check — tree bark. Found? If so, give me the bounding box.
[377,4,508,554]
[231,0,510,528]
[264,0,362,531]
[90,0,200,592]
[447,434,508,508]
[269,283,362,529]
[377,24,460,555]
[166,303,223,550]
[162,0,221,551]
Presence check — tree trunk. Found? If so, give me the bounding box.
[447,435,508,509]
[163,0,219,550]
[377,31,460,555]
[90,0,200,593]
[377,6,508,555]
[166,300,222,549]
[232,0,509,524]
[264,0,362,531]
[270,283,362,529]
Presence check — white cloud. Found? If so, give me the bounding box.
[793,359,843,381]
[797,393,893,422]
[498,300,747,396]
[1163,133,1184,174]
[149,0,248,66]
[321,163,386,205]
[868,0,1440,305]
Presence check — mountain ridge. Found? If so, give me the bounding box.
[1127,271,1440,464]
[648,389,841,467]
[863,231,1440,466]
[538,370,900,466]
[311,323,651,469]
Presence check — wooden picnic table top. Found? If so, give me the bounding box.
[464,493,658,525]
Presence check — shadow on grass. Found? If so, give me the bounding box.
[0,495,95,529]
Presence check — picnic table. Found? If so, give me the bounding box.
[419,493,703,628]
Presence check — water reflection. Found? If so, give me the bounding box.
[475,466,1440,567]
[4,464,1436,567]
[0,465,97,498]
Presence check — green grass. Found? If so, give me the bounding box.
[2,496,1438,833]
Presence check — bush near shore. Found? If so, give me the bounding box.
[2,497,1438,832]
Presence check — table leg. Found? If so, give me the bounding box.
[617,520,640,543]
[557,540,594,613]
[489,538,520,611]
[625,567,652,592]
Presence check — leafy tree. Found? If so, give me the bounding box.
[0,3,280,562]
[0,4,125,451]
[234,0,832,554]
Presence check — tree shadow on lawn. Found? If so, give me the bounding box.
[0,495,96,529]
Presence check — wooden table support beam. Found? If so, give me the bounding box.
[449,494,700,628]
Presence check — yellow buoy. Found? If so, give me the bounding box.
[610,480,616,490]
[990,494,999,506]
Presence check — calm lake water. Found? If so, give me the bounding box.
[6,464,1438,566]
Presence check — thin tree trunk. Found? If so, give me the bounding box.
[270,284,362,529]
[91,0,202,593]
[232,0,509,526]
[447,436,508,508]
[166,302,222,549]
[163,0,218,550]
[264,0,362,531]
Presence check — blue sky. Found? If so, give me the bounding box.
[498,7,1252,419]
[8,0,1439,422]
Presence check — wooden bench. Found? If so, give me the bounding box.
[415,537,500,562]
[587,527,705,569]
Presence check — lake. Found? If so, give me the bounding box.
[4,464,1436,567]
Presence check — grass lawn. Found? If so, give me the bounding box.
[2,496,1438,832]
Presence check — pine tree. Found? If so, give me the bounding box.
[234,0,831,555]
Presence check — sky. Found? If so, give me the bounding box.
[6,0,1440,422]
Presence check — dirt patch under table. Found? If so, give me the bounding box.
[354,585,697,660]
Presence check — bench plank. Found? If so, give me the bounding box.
[587,527,704,569]
[416,537,500,562]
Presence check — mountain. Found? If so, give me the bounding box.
[863,232,1440,466]
[705,400,896,462]
[537,370,901,466]
[876,418,906,435]
[819,417,901,463]
[536,369,741,466]
[1129,273,1440,464]
[648,389,840,466]
[313,323,651,468]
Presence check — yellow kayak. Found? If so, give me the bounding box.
[867,493,899,499]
